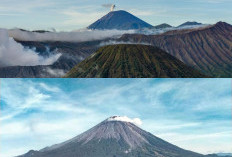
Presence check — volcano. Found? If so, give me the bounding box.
[88,10,153,30]
[65,44,206,78]
[18,116,204,157]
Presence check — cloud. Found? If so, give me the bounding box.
[44,68,66,78]
[107,116,142,126]
[8,28,135,42]
[0,29,61,67]
[61,10,105,27]
[99,40,151,47]
[39,83,61,92]
[0,0,54,13]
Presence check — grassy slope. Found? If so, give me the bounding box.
[66,44,206,78]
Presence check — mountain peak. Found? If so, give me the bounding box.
[178,21,202,27]
[18,117,205,157]
[66,44,206,78]
[214,21,232,28]
[88,10,152,30]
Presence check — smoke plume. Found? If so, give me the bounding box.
[102,4,116,11]
[0,29,61,67]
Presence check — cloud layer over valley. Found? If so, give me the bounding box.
[8,29,135,42]
[0,29,61,67]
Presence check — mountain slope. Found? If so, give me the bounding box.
[88,10,153,30]
[119,22,232,77]
[18,116,204,157]
[66,44,206,78]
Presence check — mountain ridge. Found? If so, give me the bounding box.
[119,22,232,77]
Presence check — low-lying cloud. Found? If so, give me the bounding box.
[7,24,210,43]
[0,29,61,67]
[44,68,66,78]
[99,40,151,47]
[8,29,135,42]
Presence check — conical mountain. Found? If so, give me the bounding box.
[65,44,206,78]
[88,10,153,30]
[18,116,204,157]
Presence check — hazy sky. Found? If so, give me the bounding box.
[0,79,231,157]
[0,0,231,31]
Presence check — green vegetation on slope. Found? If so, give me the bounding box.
[66,44,206,78]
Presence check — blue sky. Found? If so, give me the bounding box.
[0,0,231,31]
[0,79,231,157]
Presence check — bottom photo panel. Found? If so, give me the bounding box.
[0,79,231,157]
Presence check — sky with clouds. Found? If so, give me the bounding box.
[0,0,231,31]
[0,79,231,157]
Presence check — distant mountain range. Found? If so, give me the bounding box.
[17,116,206,157]
[153,23,172,29]
[178,21,203,27]
[65,44,206,78]
[88,10,153,30]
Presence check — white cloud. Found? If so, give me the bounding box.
[8,28,135,42]
[0,29,61,67]
[44,68,66,78]
[0,0,54,13]
[99,40,151,47]
[61,10,105,27]
[156,131,232,154]
[39,83,61,93]
[107,116,142,126]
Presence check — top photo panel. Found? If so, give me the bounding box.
[0,0,231,78]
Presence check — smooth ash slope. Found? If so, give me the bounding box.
[18,117,204,157]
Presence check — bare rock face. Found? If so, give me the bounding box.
[119,22,232,77]
[17,117,204,157]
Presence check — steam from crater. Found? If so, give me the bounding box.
[107,116,142,126]
[102,4,116,12]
